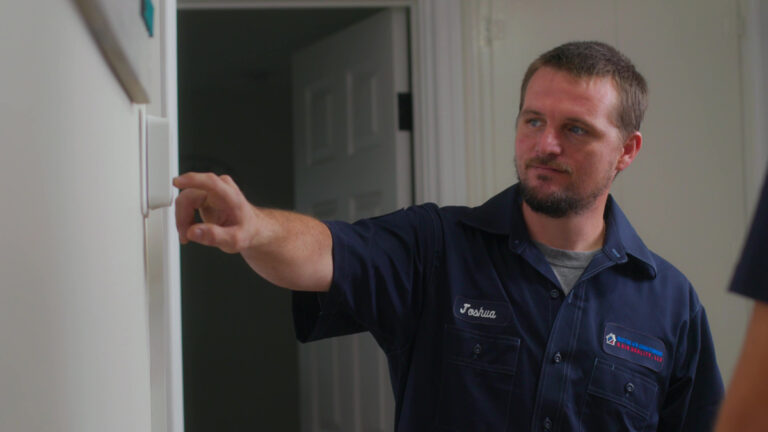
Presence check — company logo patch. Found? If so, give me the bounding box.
[453,296,512,326]
[603,323,665,372]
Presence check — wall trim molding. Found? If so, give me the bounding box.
[160,1,183,432]
[409,0,467,205]
[462,0,496,206]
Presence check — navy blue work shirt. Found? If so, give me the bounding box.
[730,171,768,301]
[293,185,724,431]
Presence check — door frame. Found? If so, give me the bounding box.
[177,0,468,206]
[158,1,183,432]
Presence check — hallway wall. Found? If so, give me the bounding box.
[0,1,153,430]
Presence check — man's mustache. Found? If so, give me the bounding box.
[525,157,573,174]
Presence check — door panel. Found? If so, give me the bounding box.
[292,8,410,432]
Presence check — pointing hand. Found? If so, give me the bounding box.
[173,172,260,253]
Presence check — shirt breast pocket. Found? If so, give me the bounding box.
[436,325,520,431]
[580,358,659,432]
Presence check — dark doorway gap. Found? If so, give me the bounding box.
[177,8,382,432]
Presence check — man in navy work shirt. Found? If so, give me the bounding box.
[174,41,724,431]
[715,171,768,431]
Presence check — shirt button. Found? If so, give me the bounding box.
[553,352,562,364]
[625,382,635,393]
[543,417,553,430]
[549,289,560,299]
[473,343,482,356]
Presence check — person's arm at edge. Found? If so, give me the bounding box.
[173,172,332,292]
[714,300,768,432]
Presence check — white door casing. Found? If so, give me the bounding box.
[292,9,410,431]
[146,1,184,432]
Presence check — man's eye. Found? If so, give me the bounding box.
[527,118,543,127]
[568,125,587,135]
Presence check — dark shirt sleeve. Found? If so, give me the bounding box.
[730,171,768,302]
[292,204,442,353]
[657,303,724,432]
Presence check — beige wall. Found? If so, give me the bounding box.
[0,1,153,430]
[463,0,752,384]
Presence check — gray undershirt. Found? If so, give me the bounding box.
[534,241,601,296]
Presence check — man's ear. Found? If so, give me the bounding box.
[616,131,642,173]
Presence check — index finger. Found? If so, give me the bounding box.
[174,188,207,244]
[173,172,232,197]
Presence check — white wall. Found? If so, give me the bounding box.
[463,0,751,384]
[0,1,152,430]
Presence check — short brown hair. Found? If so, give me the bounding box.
[519,41,648,138]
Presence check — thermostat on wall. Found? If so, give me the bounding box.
[141,109,173,216]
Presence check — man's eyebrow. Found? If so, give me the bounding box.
[519,109,543,117]
[564,117,597,129]
[519,110,596,126]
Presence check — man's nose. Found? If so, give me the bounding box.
[535,127,562,156]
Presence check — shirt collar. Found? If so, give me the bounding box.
[458,184,657,279]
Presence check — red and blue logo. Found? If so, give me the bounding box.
[603,323,665,372]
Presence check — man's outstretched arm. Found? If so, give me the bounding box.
[173,172,332,292]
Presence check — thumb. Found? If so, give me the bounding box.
[186,223,239,253]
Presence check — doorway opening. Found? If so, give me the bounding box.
[177,7,405,431]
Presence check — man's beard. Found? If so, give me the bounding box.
[516,156,611,218]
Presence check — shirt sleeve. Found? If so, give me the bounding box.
[292,203,442,353]
[730,171,768,302]
[657,303,724,432]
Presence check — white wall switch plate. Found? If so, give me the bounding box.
[146,114,173,210]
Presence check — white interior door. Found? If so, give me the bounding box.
[292,8,411,432]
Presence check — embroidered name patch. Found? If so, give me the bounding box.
[603,322,665,372]
[453,296,512,326]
